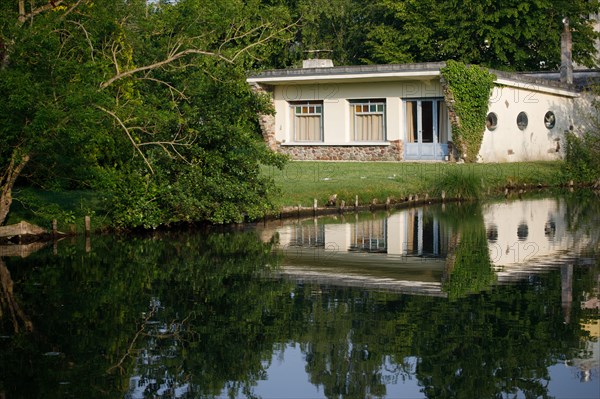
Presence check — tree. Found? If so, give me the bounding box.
[289,0,599,70]
[0,0,292,227]
[365,0,600,70]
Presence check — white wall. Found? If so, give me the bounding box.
[479,85,575,162]
[272,80,444,145]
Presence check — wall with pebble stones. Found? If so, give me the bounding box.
[275,140,404,161]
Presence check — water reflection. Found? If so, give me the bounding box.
[0,194,598,399]
[260,197,599,299]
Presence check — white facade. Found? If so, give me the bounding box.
[248,62,585,162]
[480,81,578,162]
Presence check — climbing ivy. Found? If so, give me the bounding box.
[440,61,496,162]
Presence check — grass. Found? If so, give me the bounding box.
[263,161,566,208]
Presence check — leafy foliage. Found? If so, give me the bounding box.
[441,61,496,162]
[564,132,600,183]
[362,0,599,70]
[0,0,292,227]
[563,87,600,185]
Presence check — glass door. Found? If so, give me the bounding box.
[404,99,450,160]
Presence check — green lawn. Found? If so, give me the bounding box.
[264,161,566,208]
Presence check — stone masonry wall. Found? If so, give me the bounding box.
[276,140,404,161]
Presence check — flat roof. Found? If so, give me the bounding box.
[247,62,446,84]
[247,61,581,97]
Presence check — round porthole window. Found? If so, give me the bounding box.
[486,112,498,131]
[544,111,556,129]
[517,112,528,131]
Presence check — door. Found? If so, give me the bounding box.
[404,99,450,160]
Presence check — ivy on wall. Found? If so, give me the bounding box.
[440,61,496,162]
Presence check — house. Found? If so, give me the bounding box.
[247,59,596,162]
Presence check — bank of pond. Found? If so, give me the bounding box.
[0,192,599,398]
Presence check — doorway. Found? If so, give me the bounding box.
[404,99,450,160]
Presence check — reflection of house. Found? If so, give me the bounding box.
[264,210,451,296]
[248,60,593,162]
[259,198,596,296]
[482,199,591,281]
[274,210,449,259]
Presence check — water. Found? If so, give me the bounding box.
[0,193,599,399]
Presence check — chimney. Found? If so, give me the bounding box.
[302,50,334,68]
[561,17,573,84]
[302,58,334,69]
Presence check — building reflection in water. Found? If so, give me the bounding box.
[259,198,597,298]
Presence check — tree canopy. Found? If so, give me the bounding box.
[286,0,600,70]
[0,0,292,227]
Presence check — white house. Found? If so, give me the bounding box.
[247,60,594,162]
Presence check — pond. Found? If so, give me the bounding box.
[0,192,599,399]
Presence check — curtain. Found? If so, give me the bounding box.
[405,101,417,143]
[351,103,384,141]
[295,115,321,141]
[438,100,449,143]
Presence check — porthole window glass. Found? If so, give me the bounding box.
[486,112,498,131]
[544,111,556,129]
[517,112,528,131]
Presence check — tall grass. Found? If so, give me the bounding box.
[431,167,483,200]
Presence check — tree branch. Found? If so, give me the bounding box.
[1,151,31,225]
[18,0,66,24]
[95,105,154,173]
[100,49,231,89]
[67,19,95,61]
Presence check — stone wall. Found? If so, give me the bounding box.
[276,140,404,161]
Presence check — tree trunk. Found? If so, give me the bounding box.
[0,152,30,226]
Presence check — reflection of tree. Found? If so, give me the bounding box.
[287,271,588,399]
[564,191,600,255]
[0,232,290,398]
[440,203,496,300]
[0,200,598,399]
[0,257,32,334]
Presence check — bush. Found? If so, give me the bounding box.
[564,132,600,184]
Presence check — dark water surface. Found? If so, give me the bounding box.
[1,193,599,398]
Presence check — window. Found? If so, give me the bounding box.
[290,101,323,142]
[486,112,498,131]
[350,99,386,141]
[517,112,528,131]
[544,111,556,129]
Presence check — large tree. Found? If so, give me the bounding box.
[0,0,292,227]
[286,0,600,70]
[366,0,600,70]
